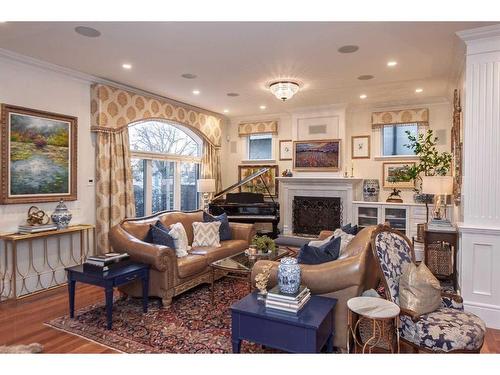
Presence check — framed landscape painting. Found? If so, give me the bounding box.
[293,139,341,171]
[238,165,278,198]
[382,162,416,189]
[0,104,77,204]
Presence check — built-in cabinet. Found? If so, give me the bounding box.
[353,201,452,261]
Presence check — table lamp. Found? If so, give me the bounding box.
[421,175,453,223]
[197,178,216,212]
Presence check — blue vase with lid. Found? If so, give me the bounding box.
[277,257,301,294]
[51,199,72,229]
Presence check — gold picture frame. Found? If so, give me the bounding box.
[293,139,341,171]
[382,162,416,189]
[238,165,279,198]
[351,135,370,159]
[279,139,293,161]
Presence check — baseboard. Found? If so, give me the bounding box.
[464,301,500,329]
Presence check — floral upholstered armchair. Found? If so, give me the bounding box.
[370,225,486,353]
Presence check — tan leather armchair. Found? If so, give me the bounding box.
[109,210,255,306]
[251,226,379,352]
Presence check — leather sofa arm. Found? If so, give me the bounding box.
[109,224,177,272]
[229,222,256,244]
[251,255,365,295]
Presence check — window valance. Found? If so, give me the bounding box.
[90,84,224,147]
[372,108,429,128]
[238,120,278,136]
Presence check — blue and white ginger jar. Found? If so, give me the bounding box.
[51,199,72,229]
[277,257,301,294]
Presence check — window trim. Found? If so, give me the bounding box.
[129,120,203,216]
[243,133,276,163]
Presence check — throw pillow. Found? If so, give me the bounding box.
[308,234,334,248]
[342,224,359,235]
[203,211,232,241]
[149,222,176,249]
[333,228,355,257]
[297,236,341,265]
[169,222,190,257]
[399,262,442,316]
[192,221,222,247]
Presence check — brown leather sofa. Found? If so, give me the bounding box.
[109,210,255,306]
[251,226,379,352]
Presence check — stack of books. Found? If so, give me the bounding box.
[18,224,58,234]
[83,252,131,272]
[428,219,456,232]
[265,285,311,314]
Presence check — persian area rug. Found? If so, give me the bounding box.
[46,278,272,353]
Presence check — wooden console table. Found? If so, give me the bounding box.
[0,224,95,301]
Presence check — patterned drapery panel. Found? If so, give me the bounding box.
[95,130,136,253]
[372,108,429,128]
[90,84,224,147]
[238,120,278,136]
[201,144,222,193]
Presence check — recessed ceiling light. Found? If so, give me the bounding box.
[74,26,101,38]
[415,88,423,93]
[223,109,229,113]
[122,63,132,70]
[227,92,239,97]
[387,61,398,67]
[359,94,367,99]
[357,75,374,81]
[259,105,267,110]
[181,73,197,79]
[192,89,200,95]
[338,45,359,54]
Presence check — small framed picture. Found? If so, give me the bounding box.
[279,140,293,161]
[351,135,370,159]
[383,162,416,189]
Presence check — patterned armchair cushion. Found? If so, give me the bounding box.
[373,231,413,304]
[400,307,486,352]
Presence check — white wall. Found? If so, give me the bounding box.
[221,101,453,204]
[0,56,96,299]
[0,56,95,232]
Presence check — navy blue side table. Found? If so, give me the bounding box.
[231,292,337,353]
[66,263,150,330]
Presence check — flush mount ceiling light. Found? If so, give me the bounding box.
[269,81,300,102]
[227,92,240,97]
[181,73,197,79]
[387,61,398,67]
[74,26,101,38]
[358,75,374,81]
[338,45,359,54]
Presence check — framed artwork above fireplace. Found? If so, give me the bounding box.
[293,139,341,171]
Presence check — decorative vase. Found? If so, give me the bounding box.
[363,179,380,202]
[51,200,72,229]
[277,257,301,294]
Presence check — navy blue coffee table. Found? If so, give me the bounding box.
[66,262,150,329]
[231,292,336,353]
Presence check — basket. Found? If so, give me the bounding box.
[358,316,394,351]
[427,242,453,277]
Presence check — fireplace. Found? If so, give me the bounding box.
[292,196,342,236]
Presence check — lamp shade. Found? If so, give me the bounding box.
[197,179,216,193]
[421,175,453,195]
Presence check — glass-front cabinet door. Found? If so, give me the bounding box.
[384,207,407,235]
[357,206,379,230]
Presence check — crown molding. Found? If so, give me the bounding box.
[0,47,227,121]
[456,24,500,42]
[346,96,450,113]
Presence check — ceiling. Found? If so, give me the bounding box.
[0,22,495,117]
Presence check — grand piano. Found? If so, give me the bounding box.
[208,168,280,238]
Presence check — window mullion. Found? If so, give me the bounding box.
[174,161,181,210]
[145,160,153,215]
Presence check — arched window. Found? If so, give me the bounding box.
[129,120,203,216]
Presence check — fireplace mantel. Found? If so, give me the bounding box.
[277,176,363,235]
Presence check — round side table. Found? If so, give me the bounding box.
[347,296,400,354]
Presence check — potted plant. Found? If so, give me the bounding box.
[390,129,452,203]
[251,235,276,254]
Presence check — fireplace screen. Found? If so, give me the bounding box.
[292,196,342,236]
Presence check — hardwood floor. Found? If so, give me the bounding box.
[1,285,499,354]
